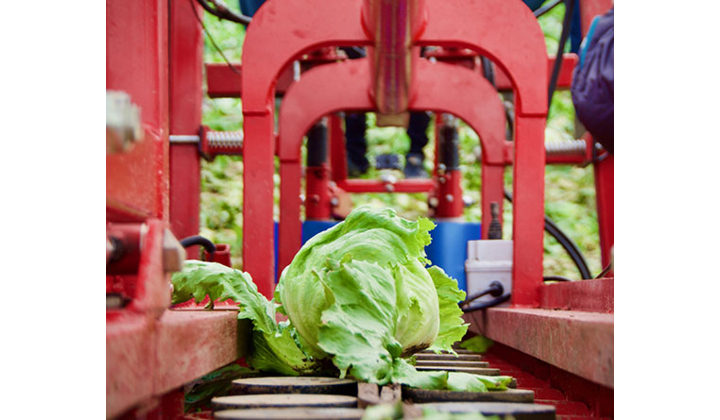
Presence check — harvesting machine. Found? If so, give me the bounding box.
[106,0,614,418]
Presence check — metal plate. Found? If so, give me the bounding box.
[212,394,358,411]
[232,377,357,396]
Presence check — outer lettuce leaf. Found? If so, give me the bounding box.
[317,258,401,383]
[171,261,317,376]
[427,266,469,353]
[277,206,440,358]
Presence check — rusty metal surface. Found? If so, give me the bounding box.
[541,278,614,313]
[466,308,614,389]
[106,310,239,417]
[154,310,239,395]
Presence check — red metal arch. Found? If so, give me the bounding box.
[242,0,548,302]
[277,58,508,274]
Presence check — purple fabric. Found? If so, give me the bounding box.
[572,8,614,153]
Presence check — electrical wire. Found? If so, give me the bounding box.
[179,235,217,256]
[547,0,576,108]
[534,0,563,18]
[504,188,592,280]
[462,293,512,313]
[196,0,252,25]
[462,281,504,306]
[189,0,242,75]
[543,275,574,282]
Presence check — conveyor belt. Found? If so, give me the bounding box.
[204,348,562,419]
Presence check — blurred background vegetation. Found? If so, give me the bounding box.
[197,2,601,279]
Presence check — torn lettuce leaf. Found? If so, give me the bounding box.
[171,261,317,376]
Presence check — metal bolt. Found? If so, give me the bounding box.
[438,176,446,184]
[107,90,143,154]
[330,197,339,206]
[445,194,454,203]
[385,184,395,192]
[162,228,186,273]
[310,194,320,203]
[428,197,439,208]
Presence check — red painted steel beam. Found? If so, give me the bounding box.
[106,310,239,418]
[465,308,614,388]
[154,310,239,395]
[106,0,170,222]
[541,278,614,313]
[207,54,578,100]
[169,0,204,259]
[205,64,296,98]
[594,154,614,269]
[495,54,578,91]
[337,179,435,193]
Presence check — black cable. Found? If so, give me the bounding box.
[543,275,574,282]
[189,0,242,76]
[595,262,613,279]
[462,293,512,313]
[180,235,217,256]
[196,0,252,25]
[462,281,504,306]
[547,0,576,108]
[534,0,563,18]
[503,188,592,279]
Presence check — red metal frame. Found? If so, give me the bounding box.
[276,58,508,275]
[169,0,204,259]
[107,1,240,417]
[242,0,547,304]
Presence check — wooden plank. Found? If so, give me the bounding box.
[214,408,365,419]
[232,377,357,396]
[402,387,534,404]
[212,394,358,411]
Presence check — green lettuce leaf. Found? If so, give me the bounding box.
[427,266,469,353]
[171,261,317,376]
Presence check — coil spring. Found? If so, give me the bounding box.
[545,139,586,156]
[207,130,243,149]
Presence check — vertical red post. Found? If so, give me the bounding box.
[594,154,614,269]
[169,0,204,259]
[511,116,546,306]
[278,162,303,277]
[243,113,276,298]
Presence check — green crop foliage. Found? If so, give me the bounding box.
[197,2,602,278]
